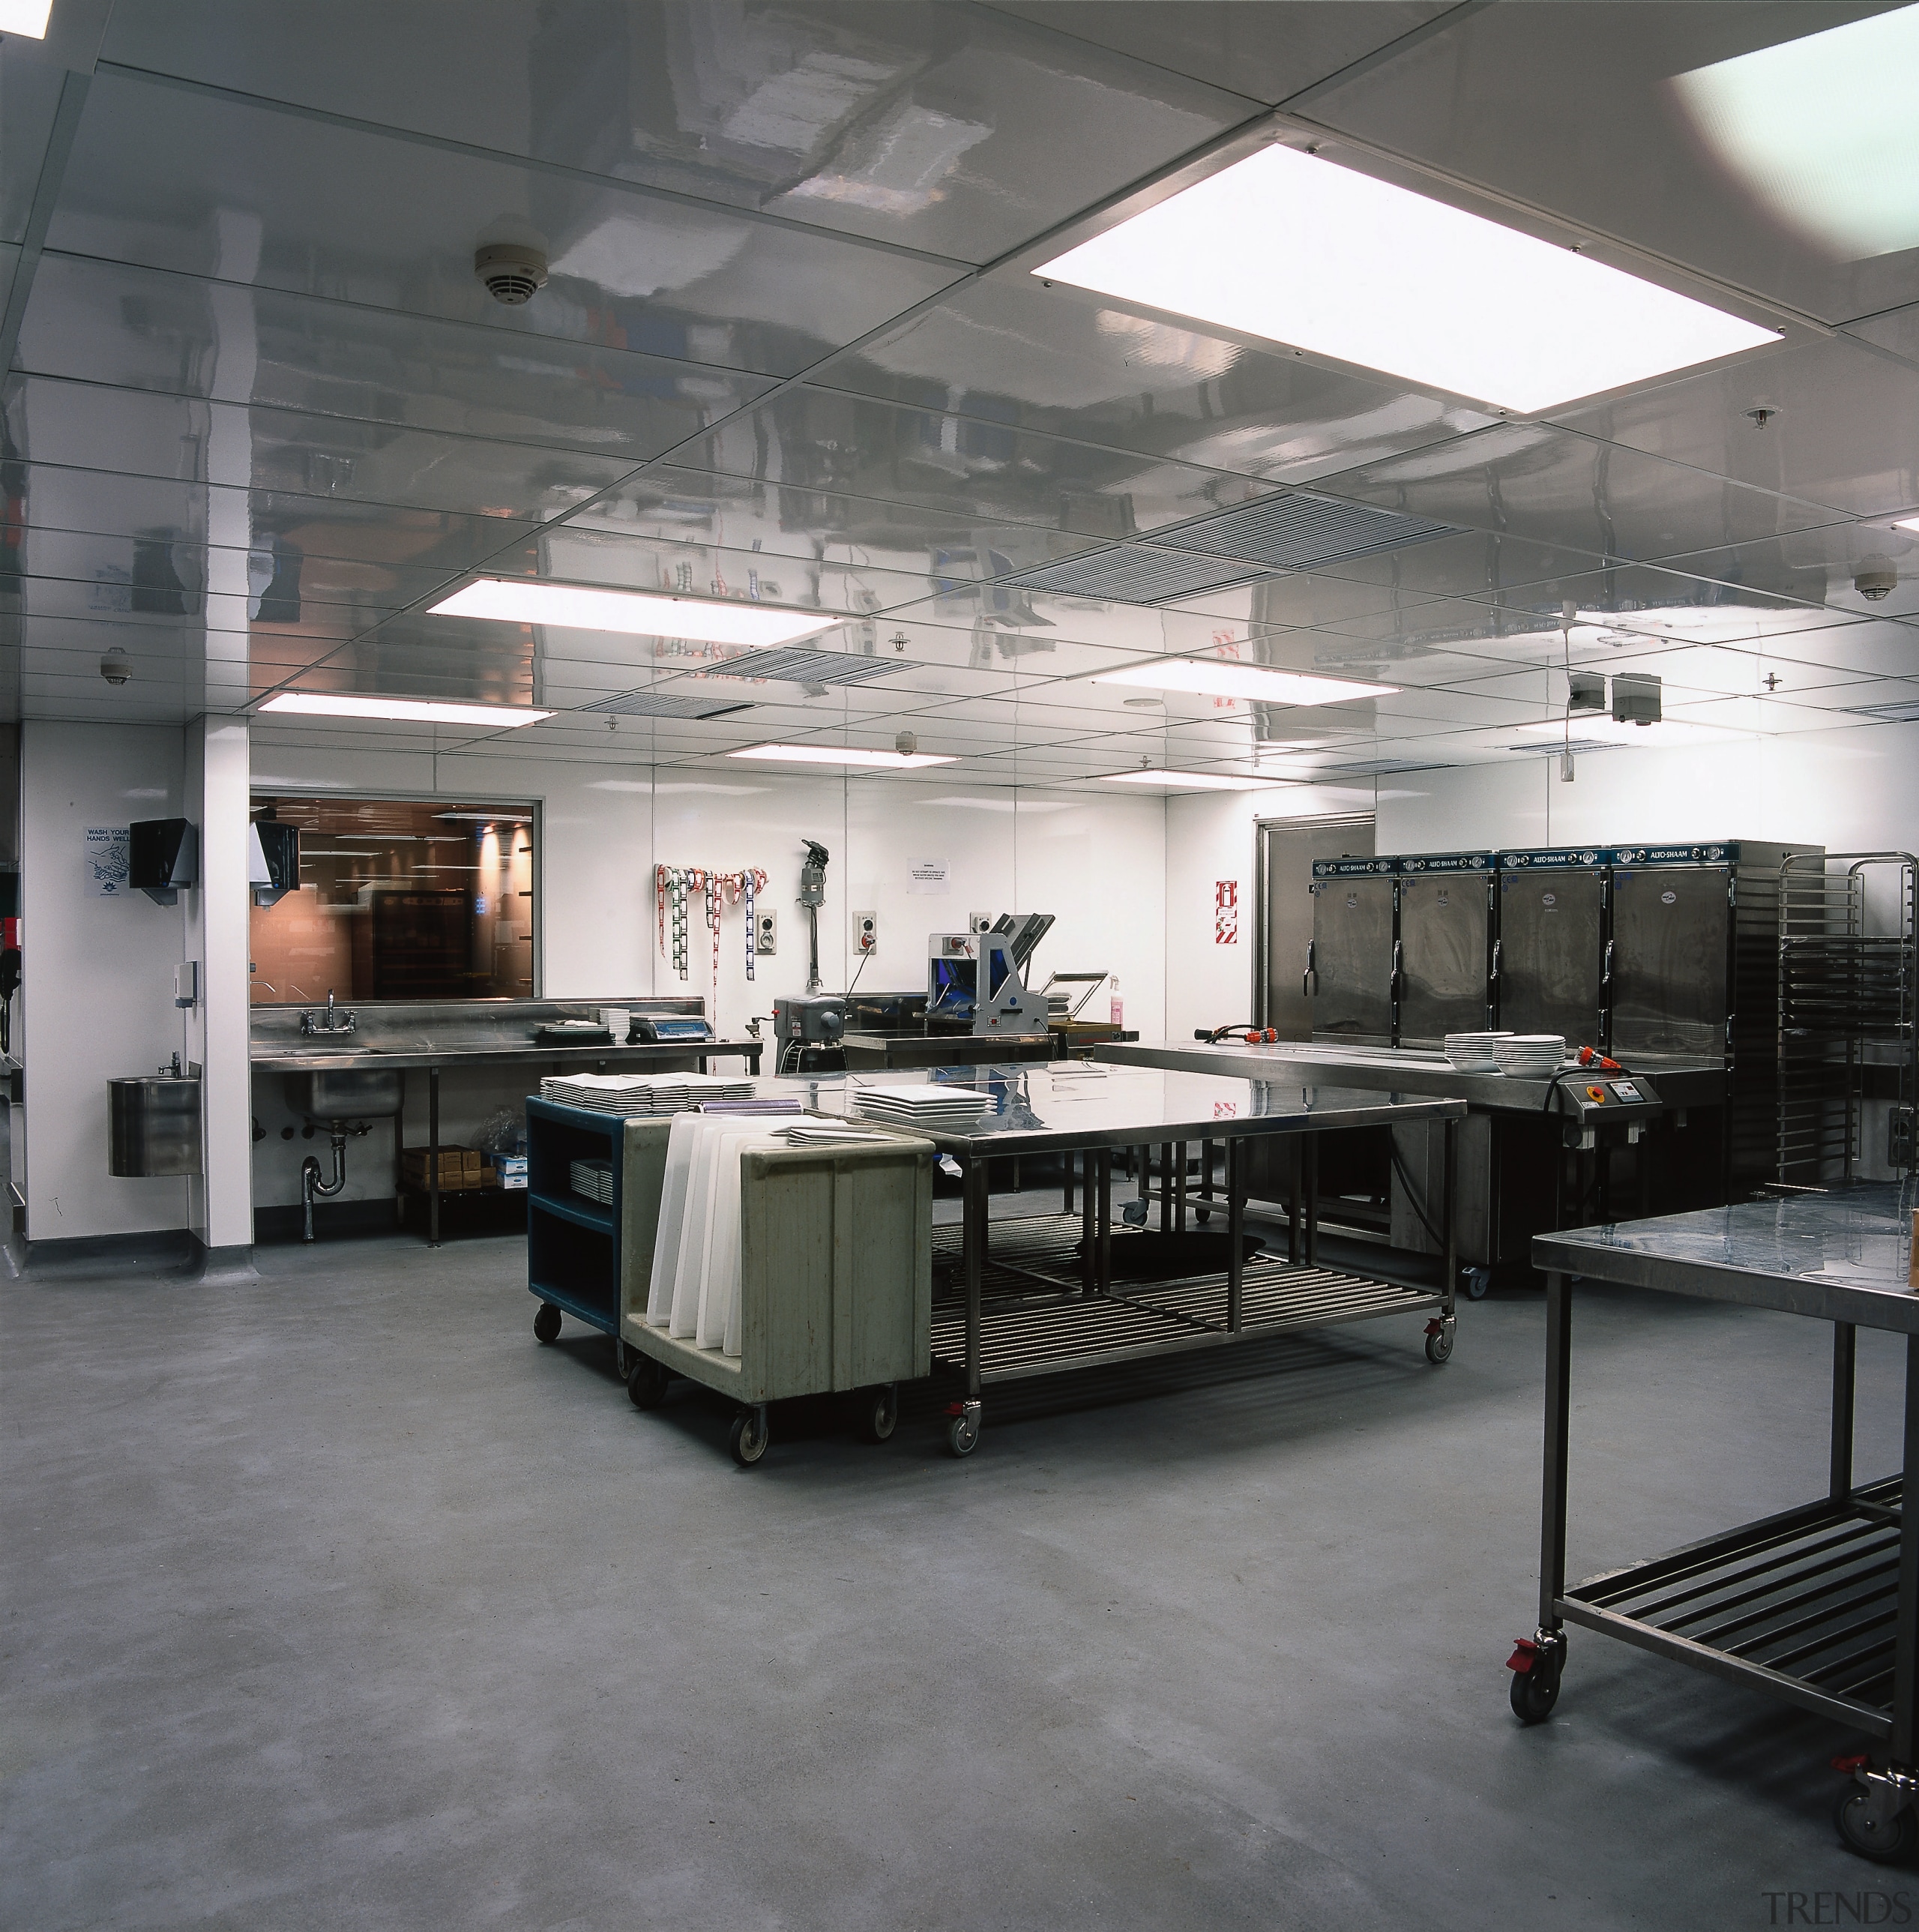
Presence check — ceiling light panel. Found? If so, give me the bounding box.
[429,578,841,646]
[0,0,51,36]
[1034,144,1780,412]
[726,743,957,769]
[1098,768,1287,791]
[259,693,553,727]
[1092,658,1397,705]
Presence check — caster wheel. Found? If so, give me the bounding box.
[855,1385,898,1444]
[532,1302,561,1343]
[1836,1788,1918,1862]
[948,1409,980,1458]
[627,1356,670,1411]
[1510,1660,1561,1724]
[1463,1269,1491,1301]
[729,1407,770,1468]
[1425,1320,1455,1365]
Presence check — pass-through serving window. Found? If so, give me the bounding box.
[248,796,537,1005]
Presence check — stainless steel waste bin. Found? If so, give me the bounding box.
[108,1076,201,1176]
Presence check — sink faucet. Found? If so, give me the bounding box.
[300,989,358,1037]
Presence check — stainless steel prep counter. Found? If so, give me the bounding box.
[1517,1185,1919,1852]
[780,1061,1468,1455]
[1097,1038,1729,1277]
[252,996,761,1244]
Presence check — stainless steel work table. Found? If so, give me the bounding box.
[1519,1185,1919,1856]
[1095,1038,1728,1113]
[781,1062,1468,1456]
[254,1036,763,1245]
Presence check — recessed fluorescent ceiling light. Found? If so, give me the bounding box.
[1034,144,1777,412]
[428,577,838,647]
[1897,517,1919,535]
[726,743,957,769]
[1671,5,1919,262]
[1100,768,1286,791]
[1094,658,1397,704]
[259,693,552,727]
[433,811,534,822]
[0,1,52,36]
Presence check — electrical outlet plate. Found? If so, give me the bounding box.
[853,911,876,954]
[969,910,992,936]
[756,909,777,955]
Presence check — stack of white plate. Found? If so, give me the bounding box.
[852,1083,993,1131]
[568,1158,614,1206]
[1492,1035,1566,1077]
[540,1072,756,1114]
[1444,1031,1512,1071]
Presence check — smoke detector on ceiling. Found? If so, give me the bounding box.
[1855,556,1900,602]
[100,649,130,686]
[475,243,548,305]
[895,729,918,756]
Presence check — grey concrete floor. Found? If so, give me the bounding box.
[2,1215,1910,1931]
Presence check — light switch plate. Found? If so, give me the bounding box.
[756,909,777,955]
[969,910,992,935]
[853,911,877,954]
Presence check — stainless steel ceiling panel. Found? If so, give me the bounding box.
[1549,332,1919,520]
[49,70,960,380]
[19,253,782,463]
[1301,529,1611,602]
[11,529,454,619]
[1846,304,1919,373]
[1,573,371,642]
[4,375,635,525]
[1304,2,1919,326]
[669,385,1281,542]
[1654,532,1919,622]
[0,47,64,246]
[4,463,543,577]
[1308,422,1852,562]
[100,1,1249,265]
[810,275,1498,481]
[988,2,1450,106]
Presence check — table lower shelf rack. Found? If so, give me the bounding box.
[929,1212,1444,1382]
[1558,1475,1905,1738]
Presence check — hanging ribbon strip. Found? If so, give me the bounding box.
[654,865,769,987]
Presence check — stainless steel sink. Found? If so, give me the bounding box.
[283,1066,403,1122]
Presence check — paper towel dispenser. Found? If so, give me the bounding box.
[128,819,198,905]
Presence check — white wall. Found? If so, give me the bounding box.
[246,738,1169,1210]
[19,722,191,1241]
[1371,726,1919,858]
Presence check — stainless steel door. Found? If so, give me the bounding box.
[1398,875,1491,1044]
[1258,817,1372,1038]
[1498,870,1606,1042]
[1311,875,1395,1042]
[1610,865,1730,1056]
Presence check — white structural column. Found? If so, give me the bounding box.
[184,716,255,1266]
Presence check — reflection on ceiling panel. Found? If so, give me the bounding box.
[999,547,1266,607]
[582,689,755,720]
[1153,490,1459,570]
[691,645,916,686]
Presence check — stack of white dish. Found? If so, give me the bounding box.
[568,1158,614,1206]
[1492,1034,1566,1077]
[1443,1031,1512,1071]
[540,1071,756,1115]
[851,1083,993,1131]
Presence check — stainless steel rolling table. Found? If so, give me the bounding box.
[784,1062,1467,1457]
[1519,1184,1919,1858]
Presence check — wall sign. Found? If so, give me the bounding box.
[906,858,950,896]
[1215,879,1239,945]
[85,825,130,897]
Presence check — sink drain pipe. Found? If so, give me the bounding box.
[301,1119,371,1242]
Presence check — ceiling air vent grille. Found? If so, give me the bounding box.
[1310,756,1447,777]
[693,646,912,686]
[1154,491,1459,570]
[998,546,1267,607]
[1505,738,1618,756]
[1847,700,1919,723]
[584,690,754,720]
